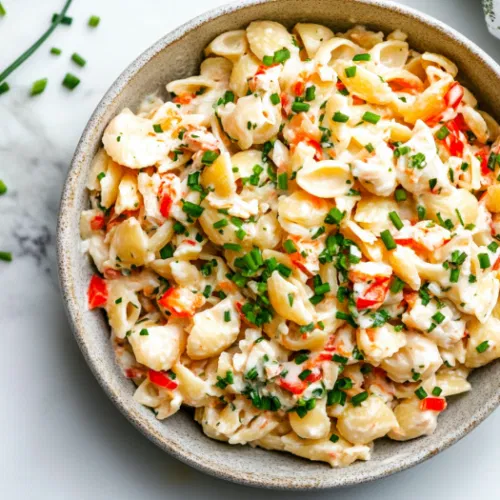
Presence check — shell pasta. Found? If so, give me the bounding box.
[81,22,500,467]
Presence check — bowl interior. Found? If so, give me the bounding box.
[58,0,500,490]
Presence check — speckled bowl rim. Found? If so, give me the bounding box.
[57,0,500,490]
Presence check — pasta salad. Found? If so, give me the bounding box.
[81,21,500,467]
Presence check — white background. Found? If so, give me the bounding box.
[1,0,499,498]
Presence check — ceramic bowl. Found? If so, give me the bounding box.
[57,0,500,490]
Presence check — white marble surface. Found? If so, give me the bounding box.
[1,0,500,498]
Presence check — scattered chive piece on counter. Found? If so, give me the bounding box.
[50,47,62,55]
[62,72,80,90]
[0,251,12,262]
[88,15,100,27]
[71,52,86,67]
[30,78,48,96]
[0,2,6,16]
[0,81,10,95]
[0,180,6,194]
[51,13,72,25]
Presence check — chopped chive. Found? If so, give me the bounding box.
[394,188,407,202]
[455,209,464,227]
[450,268,460,283]
[292,101,310,113]
[262,55,274,66]
[181,200,204,218]
[159,243,174,259]
[273,47,291,64]
[412,372,421,381]
[312,226,325,239]
[298,369,312,381]
[52,13,72,25]
[417,205,426,221]
[345,66,357,78]
[476,340,489,353]
[0,180,6,195]
[115,297,122,305]
[353,53,371,61]
[362,111,381,124]
[236,228,246,240]
[88,15,100,27]
[432,311,445,324]
[329,434,340,443]
[388,211,403,230]
[62,73,80,90]
[327,389,346,406]
[305,85,316,101]
[295,352,309,364]
[246,367,258,380]
[213,219,228,229]
[332,354,348,364]
[270,93,280,105]
[314,283,331,295]
[325,207,344,225]
[222,90,234,104]
[50,47,62,55]
[223,243,242,252]
[390,276,405,294]
[0,251,12,262]
[201,150,219,165]
[488,241,499,252]
[0,2,5,16]
[283,239,297,254]
[394,145,411,158]
[380,230,397,250]
[461,162,469,171]
[333,111,349,123]
[299,324,314,335]
[432,386,443,397]
[429,178,437,191]
[277,263,292,277]
[277,172,288,190]
[139,328,149,336]
[71,53,86,67]
[0,82,10,95]
[478,253,491,269]
[153,123,163,133]
[415,387,428,400]
[351,391,368,406]
[436,126,450,140]
[30,78,48,96]
[224,310,231,322]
